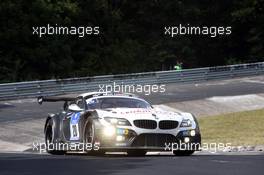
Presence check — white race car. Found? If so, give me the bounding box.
[38,92,201,156]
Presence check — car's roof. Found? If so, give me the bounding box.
[78,92,106,98]
[78,92,138,99]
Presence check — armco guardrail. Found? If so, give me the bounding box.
[0,62,263,101]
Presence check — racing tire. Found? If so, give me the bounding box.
[127,150,147,156]
[173,150,195,156]
[45,120,66,155]
[84,120,105,156]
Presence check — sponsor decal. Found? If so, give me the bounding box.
[118,109,152,114]
[70,112,81,140]
[116,128,129,135]
[152,114,159,120]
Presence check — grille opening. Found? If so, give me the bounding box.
[159,120,179,129]
[133,120,157,129]
[132,134,177,147]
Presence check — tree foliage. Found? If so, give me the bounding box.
[0,0,263,82]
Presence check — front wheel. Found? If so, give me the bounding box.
[84,120,105,156]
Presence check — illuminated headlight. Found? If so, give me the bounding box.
[103,126,116,137]
[190,130,196,136]
[104,117,131,126]
[184,137,190,143]
[180,119,192,127]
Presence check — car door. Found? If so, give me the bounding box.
[62,97,84,142]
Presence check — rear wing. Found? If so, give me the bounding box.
[37,96,75,105]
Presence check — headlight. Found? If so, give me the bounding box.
[190,130,196,136]
[103,126,116,136]
[104,117,131,126]
[180,119,192,127]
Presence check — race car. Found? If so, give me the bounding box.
[38,92,201,156]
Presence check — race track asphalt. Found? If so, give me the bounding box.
[0,153,264,175]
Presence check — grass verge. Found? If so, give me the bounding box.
[198,108,264,146]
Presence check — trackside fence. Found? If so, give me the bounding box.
[0,62,263,100]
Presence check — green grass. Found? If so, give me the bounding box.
[198,109,264,146]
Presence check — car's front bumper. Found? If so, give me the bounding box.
[95,127,201,151]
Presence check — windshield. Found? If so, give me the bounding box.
[86,97,151,109]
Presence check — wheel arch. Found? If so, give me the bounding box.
[44,114,55,133]
[81,110,101,143]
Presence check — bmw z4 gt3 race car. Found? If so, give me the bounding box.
[38,92,201,156]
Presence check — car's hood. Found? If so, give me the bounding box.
[96,107,193,122]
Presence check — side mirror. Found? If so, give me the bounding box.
[68,104,83,112]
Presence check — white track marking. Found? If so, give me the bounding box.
[243,79,264,84]
[0,139,30,152]
[207,94,264,111]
